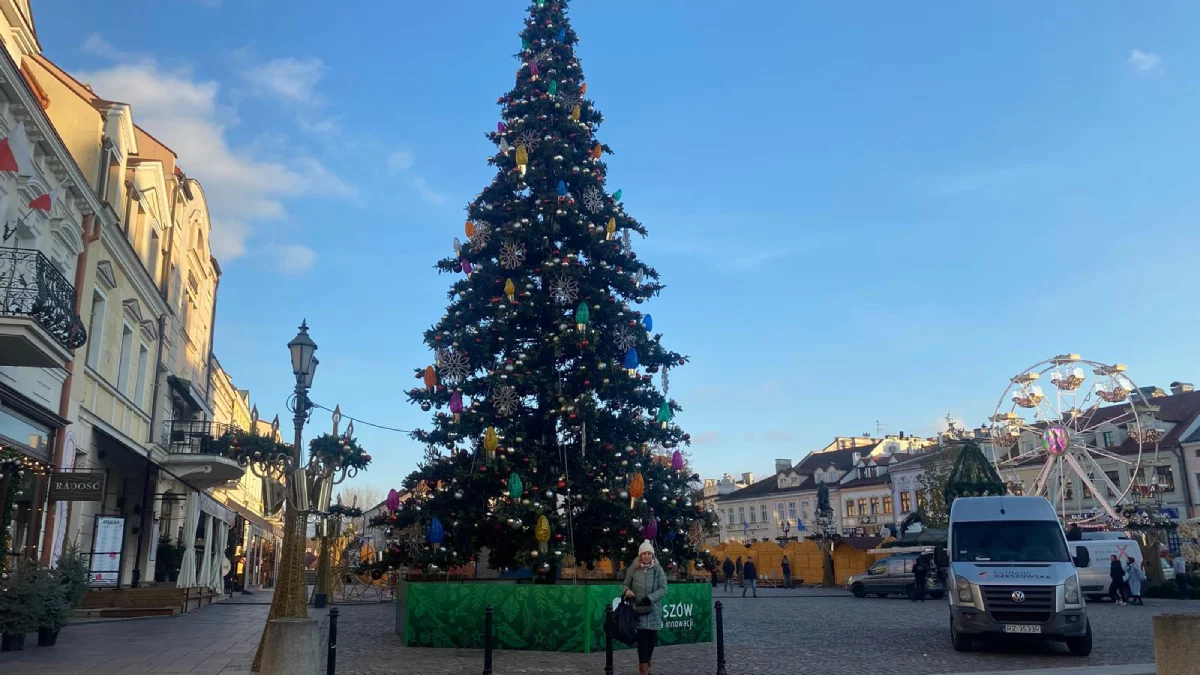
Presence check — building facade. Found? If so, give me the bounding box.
[0,2,94,572]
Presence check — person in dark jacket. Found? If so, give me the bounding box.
[722,556,735,593]
[781,556,793,589]
[911,556,929,602]
[1108,555,1127,605]
[735,556,744,587]
[742,557,758,597]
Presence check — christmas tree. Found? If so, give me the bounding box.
[380,0,714,577]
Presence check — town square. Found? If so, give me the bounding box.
[2,1,1200,674]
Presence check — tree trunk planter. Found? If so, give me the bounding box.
[1,633,27,651]
[37,628,59,646]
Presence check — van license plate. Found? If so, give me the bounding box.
[1004,625,1041,634]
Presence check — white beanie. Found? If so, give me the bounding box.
[638,540,655,556]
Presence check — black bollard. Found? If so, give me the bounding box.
[715,600,727,675]
[327,607,339,675]
[483,604,494,675]
[604,604,614,675]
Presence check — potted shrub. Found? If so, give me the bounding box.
[57,544,90,610]
[32,562,68,646]
[0,563,40,651]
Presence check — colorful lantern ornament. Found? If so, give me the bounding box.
[529,61,540,79]
[427,518,445,550]
[449,390,463,423]
[483,427,499,460]
[557,27,566,42]
[423,366,437,392]
[624,347,639,377]
[504,278,516,302]
[498,122,507,134]
[643,314,653,332]
[656,402,672,429]
[453,237,462,254]
[574,301,590,331]
[671,449,684,471]
[508,472,523,499]
[499,138,511,154]
[581,83,588,95]
[386,489,400,511]
[557,180,567,196]
[606,217,617,240]
[536,515,551,553]
[613,189,623,202]
[465,221,477,239]
[629,472,645,507]
[591,143,602,160]
[548,80,558,96]
[570,105,581,122]
[643,517,658,541]
[516,145,529,168]
[462,260,473,276]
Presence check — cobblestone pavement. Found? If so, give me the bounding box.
[335,591,1190,675]
[0,588,1190,674]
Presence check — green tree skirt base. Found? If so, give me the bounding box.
[399,581,712,652]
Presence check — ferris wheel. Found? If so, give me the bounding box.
[988,354,1162,524]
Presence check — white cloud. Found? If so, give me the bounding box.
[274,244,317,275]
[76,35,356,273]
[240,57,326,103]
[386,148,446,205]
[1129,49,1161,72]
[387,150,414,172]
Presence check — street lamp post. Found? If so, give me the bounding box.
[251,320,364,672]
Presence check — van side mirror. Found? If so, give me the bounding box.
[1074,546,1090,568]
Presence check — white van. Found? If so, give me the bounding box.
[947,496,1091,656]
[1070,538,1144,601]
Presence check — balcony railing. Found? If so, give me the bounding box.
[0,248,87,350]
[166,420,238,456]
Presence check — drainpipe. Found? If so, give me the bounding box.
[1172,445,1194,520]
[204,271,220,405]
[147,315,167,445]
[40,213,100,564]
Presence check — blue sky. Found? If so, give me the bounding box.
[36,1,1200,493]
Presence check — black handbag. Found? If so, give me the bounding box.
[610,600,638,646]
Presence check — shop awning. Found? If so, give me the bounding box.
[224,496,283,538]
[167,375,205,412]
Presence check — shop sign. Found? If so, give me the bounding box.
[48,470,106,501]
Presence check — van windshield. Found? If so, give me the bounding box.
[952,521,1071,563]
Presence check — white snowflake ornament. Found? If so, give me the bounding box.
[493,386,520,416]
[500,241,526,270]
[582,186,605,214]
[549,275,579,305]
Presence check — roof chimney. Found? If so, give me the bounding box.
[851,451,861,465]
[742,472,754,485]
[1171,382,1195,395]
[775,459,792,474]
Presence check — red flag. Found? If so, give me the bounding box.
[0,137,18,173]
[28,186,60,213]
[0,123,33,175]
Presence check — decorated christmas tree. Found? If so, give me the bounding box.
[377,0,714,577]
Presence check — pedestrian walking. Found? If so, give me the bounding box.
[1124,557,1145,605]
[912,555,929,602]
[1172,554,1189,600]
[722,556,735,593]
[781,555,793,589]
[623,540,668,675]
[1108,555,1127,605]
[742,556,758,598]
[735,556,743,588]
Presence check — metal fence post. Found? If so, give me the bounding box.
[604,604,614,675]
[482,604,494,675]
[715,600,727,675]
[327,606,339,675]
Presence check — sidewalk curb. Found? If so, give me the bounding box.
[939,664,1155,675]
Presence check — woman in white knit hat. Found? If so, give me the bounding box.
[622,539,668,675]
